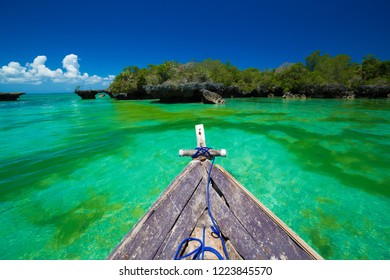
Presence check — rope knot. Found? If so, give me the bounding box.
[192,147,213,160]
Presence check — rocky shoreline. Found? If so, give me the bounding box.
[247,84,390,99]
[2,85,389,103]
[4,82,389,104]
[142,83,390,102]
[73,83,390,103]
[143,82,225,103]
[74,89,114,99]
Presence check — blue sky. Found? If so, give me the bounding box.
[1,0,389,93]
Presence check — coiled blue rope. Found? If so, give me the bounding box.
[174,148,229,260]
[173,230,224,260]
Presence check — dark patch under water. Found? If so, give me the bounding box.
[0,95,389,259]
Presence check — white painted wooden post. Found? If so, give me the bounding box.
[195,124,206,147]
[179,124,226,157]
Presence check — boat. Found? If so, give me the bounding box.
[107,125,322,260]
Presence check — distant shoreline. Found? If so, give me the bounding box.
[2,87,390,103]
[107,54,390,102]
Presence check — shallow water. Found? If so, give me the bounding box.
[0,94,389,259]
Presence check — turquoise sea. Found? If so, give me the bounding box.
[0,93,389,260]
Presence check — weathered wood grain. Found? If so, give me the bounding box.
[195,124,207,147]
[210,163,322,260]
[208,181,268,260]
[180,210,242,260]
[225,240,243,260]
[185,226,223,260]
[154,176,206,259]
[108,159,321,260]
[108,161,203,259]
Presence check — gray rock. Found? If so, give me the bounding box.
[201,89,226,104]
[75,89,114,99]
[222,85,241,97]
[299,84,348,98]
[282,92,306,99]
[353,85,390,98]
[112,89,147,100]
[343,91,355,99]
[143,82,224,103]
[253,85,284,97]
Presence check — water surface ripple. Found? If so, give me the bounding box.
[0,94,389,259]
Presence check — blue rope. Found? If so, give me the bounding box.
[173,230,224,260]
[206,157,229,260]
[173,149,229,260]
[191,146,213,159]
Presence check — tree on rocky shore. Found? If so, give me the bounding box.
[362,54,390,84]
[108,51,390,99]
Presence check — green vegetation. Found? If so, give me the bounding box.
[109,51,390,97]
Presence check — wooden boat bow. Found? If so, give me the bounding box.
[107,125,322,260]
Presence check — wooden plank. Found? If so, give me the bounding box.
[118,163,203,259]
[195,220,242,260]
[179,149,226,157]
[182,210,236,260]
[210,163,308,259]
[157,161,265,260]
[108,160,203,259]
[225,240,243,260]
[149,160,202,212]
[208,178,268,260]
[185,227,223,260]
[220,163,322,260]
[108,157,321,260]
[108,161,199,259]
[212,166,299,259]
[154,176,207,260]
[211,163,322,260]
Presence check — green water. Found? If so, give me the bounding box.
[0,94,389,260]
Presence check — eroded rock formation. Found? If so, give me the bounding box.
[75,89,114,99]
[0,92,25,101]
[201,89,225,104]
[144,82,224,103]
[282,92,306,99]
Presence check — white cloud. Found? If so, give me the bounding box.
[2,62,25,75]
[0,54,115,87]
[28,56,63,79]
[62,54,80,79]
